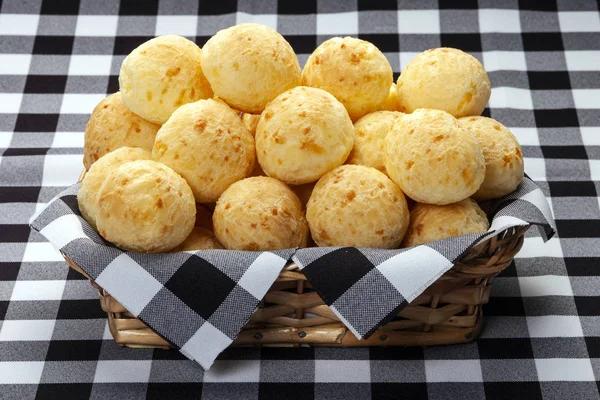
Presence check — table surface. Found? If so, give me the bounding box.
[1,0,600,399]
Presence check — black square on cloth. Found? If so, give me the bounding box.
[527,71,572,90]
[440,33,482,52]
[484,382,543,400]
[302,247,374,303]
[14,114,59,132]
[146,383,204,400]
[0,263,20,281]
[40,0,81,14]
[198,0,237,15]
[549,181,597,197]
[522,32,564,52]
[33,36,75,55]
[534,108,579,127]
[36,384,93,400]
[277,0,317,15]
[438,0,479,9]
[477,338,535,359]
[113,36,155,55]
[358,34,399,52]
[358,0,397,11]
[119,0,159,15]
[541,146,589,160]
[164,254,237,320]
[24,75,68,94]
[45,340,103,361]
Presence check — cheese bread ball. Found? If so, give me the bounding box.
[241,113,260,136]
[459,116,524,201]
[380,83,399,111]
[306,165,409,248]
[83,93,159,169]
[119,35,213,124]
[174,227,223,251]
[213,177,308,250]
[96,160,195,253]
[201,23,301,114]
[346,111,403,174]
[402,199,489,247]
[397,48,491,118]
[256,86,354,185]
[78,147,152,229]
[153,99,255,203]
[302,37,393,120]
[385,108,486,205]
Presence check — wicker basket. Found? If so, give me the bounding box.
[63,223,526,349]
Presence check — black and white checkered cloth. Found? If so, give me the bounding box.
[2,0,600,398]
[29,175,555,369]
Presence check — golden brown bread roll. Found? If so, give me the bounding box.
[119,35,213,124]
[83,93,159,170]
[201,23,301,114]
[302,37,393,121]
[402,199,489,247]
[174,227,223,251]
[384,108,486,205]
[78,147,152,229]
[213,177,308,250]
[346,110,403,174]
[397,48,491,118]
[306,165,410,248]
[459,116,524,201]
[380,83,399,111]
[241,113,260,137]
[153,99,255,203]
[96,160,196,253]
[255,86,354,185]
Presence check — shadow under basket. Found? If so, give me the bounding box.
[64,225,527,349]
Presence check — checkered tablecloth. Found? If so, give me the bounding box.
[1,0,599,399]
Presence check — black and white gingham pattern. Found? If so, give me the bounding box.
[29,183,294,370]
[293,177,555,340]
[29,175,554,368]
[2,0,600,398]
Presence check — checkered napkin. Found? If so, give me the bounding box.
[292,176,556,340]
[29,184,294,370]
[30,176,554,370]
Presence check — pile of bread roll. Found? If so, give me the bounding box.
[78,23,524,253]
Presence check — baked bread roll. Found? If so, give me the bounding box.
[83,93,159,169]
[201,23,301,114]
[346,110,403,174]
[397,48,491,118]
[241,113,260,136]
[119,35,213,124]
[255,86,354,185]
[459,116,524,201]
[78,147,152,229]
[306,165,409,248]
[174,227,223,251]
[96,160,195,253]
[380,83,399,111]
[213,177,308,250]
[402,199,489,247]
[153,99,255,203]
[384,108,486,205]
[302,37,393,121]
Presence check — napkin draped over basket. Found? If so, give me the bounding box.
[30,176,555,370]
